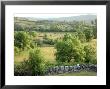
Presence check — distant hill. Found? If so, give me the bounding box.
[24,15,96,23]
[14,15,97,32]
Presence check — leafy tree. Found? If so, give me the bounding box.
[28,31,37,37]
[55,33,85,62]
[55,39,74,62]
[84,43,97,64]
[14,46,20,55]
[92,26,97,39]
[83,28,94,41]
[14,31,31,50]
[75,30,86,42]
[28,49,45,75]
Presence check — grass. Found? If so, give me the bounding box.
[39,47,56,63]
[14,50,29,63]
[35,32,75,40]
[52,71,97,76]
[14,47,57,64]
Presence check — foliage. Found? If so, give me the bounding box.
[14,31,31,50]
[28,49,45,75]
[84,43,97,64]
[55,33,85,63]
[83,28,94,41]
[14,60,32,76]
[14,48,46,76]
[28,31,37,37]
[14,46,20,56]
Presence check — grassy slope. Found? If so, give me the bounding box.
[39,47,56,63]
[52,71,97,76]
[14,47,56,63]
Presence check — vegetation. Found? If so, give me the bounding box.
[14,15,97,76]
[54,71,97,76]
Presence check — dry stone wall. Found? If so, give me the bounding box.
[45,64,97,75]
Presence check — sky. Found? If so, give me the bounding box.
[14,13,96,19]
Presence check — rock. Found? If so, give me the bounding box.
[45,64,97,75]
[69,66,73,72]
[65,66,69,72]
[58,66,64,74]
[55,66,59,74]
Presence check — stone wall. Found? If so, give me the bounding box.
[45,64,97,75]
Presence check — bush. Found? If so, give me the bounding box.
[14,48,46,76]
[55,39,74,62]
[83,28,94,41]
[28,49,45,75]
[43,38,55,45]
[14,46,20,55]
[84,43,97,64]
[76,31,86,42]
[14,31,31,50]
[14,60,32,76]
[28,31,37,37]
[55,33,85,63]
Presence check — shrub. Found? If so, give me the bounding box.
[14,48,46,76]
[84,43,97,64]
[55,39,74,62]
[14,31,31,50]
[14,60,32,76]
[55,33,85,63]
[83,28,94,41]
[28,49,45,75]
[28,31,37,37]
[14,46,20,55]
[43,38,55,45]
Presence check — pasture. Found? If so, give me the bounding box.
[14,46,57,64]
[54,71,97,76]
[14,16,97,76]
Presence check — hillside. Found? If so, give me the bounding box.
[14,15,96,32]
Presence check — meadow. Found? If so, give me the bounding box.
[14,16,97,76]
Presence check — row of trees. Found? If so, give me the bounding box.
[15,19,97,34]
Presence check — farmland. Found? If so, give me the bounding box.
[14,15,97,76]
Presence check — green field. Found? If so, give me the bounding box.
[14,16,97,76]
[52,71,97,76]
[39,47,56,63]
[14,46,56,63]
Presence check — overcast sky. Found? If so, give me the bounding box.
[14,13,96,19]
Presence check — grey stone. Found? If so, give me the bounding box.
[65,66,69,72]
[58,66,64,74]
[55,66,59,74]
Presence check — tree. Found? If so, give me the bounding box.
[83,28,94,41]
[75,30,86,42]
[55,33,85,62]
[28,49,45,75]
[14,31,31,50]
[55,39,74,62]
[84,43,97,64]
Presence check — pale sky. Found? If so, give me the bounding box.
[14,13,96,19]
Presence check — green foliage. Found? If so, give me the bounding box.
[14,48,46,76]
[15,17,96,32]
[55,33,85,63]
[14,31,31,50]
[14,46,20,55]
[84,43,97,64]
[55,39,74,62]
[92,26,97,39]
[28,31,37,37]
[14,60,32,76]
[28,49,45,75]
[43,38,55,45]
[76,31,86,42]
[83,28,94,41]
